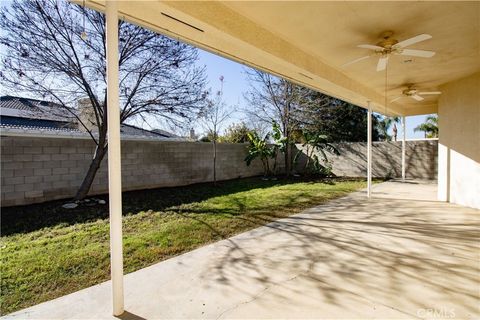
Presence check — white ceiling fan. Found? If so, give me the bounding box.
[343,31,436,71]
[391,85,442,102]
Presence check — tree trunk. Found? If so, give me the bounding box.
[261,158,268,177]
[261,157,270,177]
[272,151,277,175]
[213,140,217,186]
[283,120,291,176]
[74,144,107,200]
[304,146,312,172]
[285,142,292,176]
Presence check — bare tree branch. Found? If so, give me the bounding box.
[0,0,207,199]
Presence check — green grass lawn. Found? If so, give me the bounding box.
[1,177,367,314]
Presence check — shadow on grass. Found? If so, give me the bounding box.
[1,176,347,236]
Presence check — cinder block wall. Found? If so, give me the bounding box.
[1,136,270,207]
[1,136,437,207]
[295,140,438,179]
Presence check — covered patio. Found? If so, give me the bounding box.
[5,180,479,319]
[90,2,478,315]
[4,1,478,318]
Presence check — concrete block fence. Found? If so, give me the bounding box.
[295,139,438,179]
[0,136,271,207]
[1,135,437,207]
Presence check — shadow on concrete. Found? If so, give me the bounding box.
[294,141,438,181]
[188,195,480,317]
[116,311,147,320]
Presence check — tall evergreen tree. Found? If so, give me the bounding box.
[295,91,381,142]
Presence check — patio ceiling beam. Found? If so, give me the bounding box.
[402,116,406,182]
[105,1,124,316]
[73,0,411,116]
[367,101,372,198]
[161,1,414,116]
[400,105,437,117]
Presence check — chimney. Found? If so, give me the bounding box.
[77,98,97,132]
[189,128,196,140]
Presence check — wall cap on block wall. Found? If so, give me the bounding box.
[0,127,188,142]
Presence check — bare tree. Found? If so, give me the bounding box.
[0,0,206,199]
[243,111,270,138]
[244,69,308,176]
[199,76,234,185]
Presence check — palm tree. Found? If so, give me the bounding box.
[414,115,438,138]
[377,116,401,141]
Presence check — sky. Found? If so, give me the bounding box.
[0,0,432,140]
[194,50,249,131]
[195,48,433,140]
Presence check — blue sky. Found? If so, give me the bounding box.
[196,49,433,140]
[195,50,248,129]
[0,0,432,139]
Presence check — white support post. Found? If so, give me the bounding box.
[106,1,124,316]
[367,101,372,198]
[402,116,406,182]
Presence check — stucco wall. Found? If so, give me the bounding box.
[295,140,437,179]
[438,72,480,209]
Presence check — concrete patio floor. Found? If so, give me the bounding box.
[4,180,480,319]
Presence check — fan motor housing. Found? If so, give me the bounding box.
[403,88,418,96]
[377,38,399,49]
[377,31,399,49]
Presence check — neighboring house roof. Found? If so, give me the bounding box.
[0,96,177,139]
[152,128,177,138]
[0,96,74,122]
[120,123,175,138]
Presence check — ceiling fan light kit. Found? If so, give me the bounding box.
[343,31,436,72]
[343,31,441,108]
[390,85,442,103]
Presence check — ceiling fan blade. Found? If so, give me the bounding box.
[341,55,371,67]
[411,94,425,101]
[399,49,436,58]
[358,44,384,51]
[418,91,442,95]
[376,56,389,72]
[390,96,403,103]
[394,34,432,48]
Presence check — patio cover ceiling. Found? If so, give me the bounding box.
[80,1,480,116]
